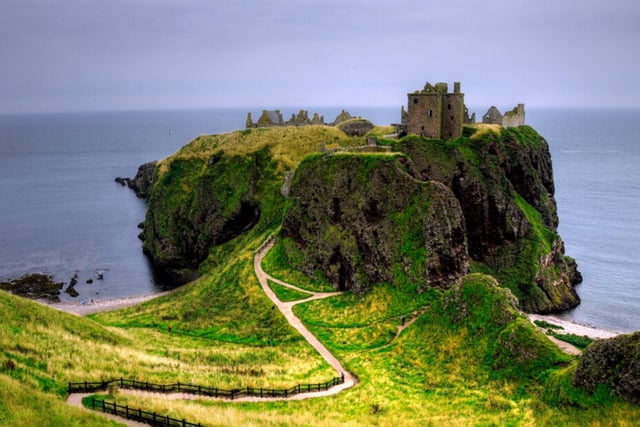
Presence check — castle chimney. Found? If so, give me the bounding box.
[454,82,461,94]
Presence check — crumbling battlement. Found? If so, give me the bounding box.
[246,109,353,129]
[482,104,525,128]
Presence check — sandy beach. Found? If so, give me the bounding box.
[528,313,620,340]
[39,292,168,316]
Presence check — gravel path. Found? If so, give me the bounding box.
[65,235,359,427]
[253,237,358,395]
[66,393,148,427]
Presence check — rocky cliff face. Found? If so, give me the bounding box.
[115,161,157,199]
[386,127,580,312]
[138,124,580,313]
[140,151,265,284]
[281,126,580,312]
[281,154,469,295]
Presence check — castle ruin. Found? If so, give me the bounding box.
[246,109,353,129]
[482,104,526,128]
[400,82,467,139]
[399,81,525,139]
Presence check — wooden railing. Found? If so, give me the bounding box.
[89,397,202,427]
[71,376,344,427]
[69,374,344,399]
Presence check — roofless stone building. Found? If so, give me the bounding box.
[400,81,525,139]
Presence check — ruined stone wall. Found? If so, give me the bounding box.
[502,104,525,128]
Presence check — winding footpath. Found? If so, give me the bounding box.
[251,236,358,397]
[66,237,367,425]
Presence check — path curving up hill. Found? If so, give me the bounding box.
[253,237,358,395]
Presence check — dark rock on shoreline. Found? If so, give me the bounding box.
[64,273,79,297]
[115,160,157,200]
[0,274,64,302]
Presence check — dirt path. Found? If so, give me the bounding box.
[65,235,358,426]
[369,306,428,353]
[254,237,357,394]
[66,393,148,427]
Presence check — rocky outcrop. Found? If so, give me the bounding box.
[393,126,580,313]
[282,154,469,296]
[140,152,264,284]
[337,118,374,137]
[573,332,640,404]
[136,124,579,312]
[115,161,157,199]
[0,274,64,302]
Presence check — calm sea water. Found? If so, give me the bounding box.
[1,107,638,332]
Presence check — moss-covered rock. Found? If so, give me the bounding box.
[391,126,580,313]
[573,332,640,404]
[436,273,569,379]
[337,118,374,137]
[282,153,469,295]
[139,124,580,313]
[141,152,265,283]
[139,126,360,283]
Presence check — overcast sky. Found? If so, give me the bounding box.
[1,0,638,114]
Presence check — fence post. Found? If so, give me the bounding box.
[91,397,95,410]
[120,377,123,388]
[125,405,129,419]
[298,384,301,394]
[177,381,181,392]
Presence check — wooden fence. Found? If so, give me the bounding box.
[90,397,202,427]
[69,374,344,400]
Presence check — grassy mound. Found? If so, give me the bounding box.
[2,125,639,425]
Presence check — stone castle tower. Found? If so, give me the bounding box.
[401,81,465,139]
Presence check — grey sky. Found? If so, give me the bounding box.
[1,0,638,114]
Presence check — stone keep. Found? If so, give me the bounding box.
[401,82,465,139]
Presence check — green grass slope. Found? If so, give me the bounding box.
[2,125,639,426]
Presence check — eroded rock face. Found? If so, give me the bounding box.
[282,155,469,296]
[140,152,264,284]
[128,161,157,199]
[394,127,580,313]
[115,161,157,199]
[573,332,640,404]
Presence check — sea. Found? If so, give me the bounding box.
[0,107,638,333]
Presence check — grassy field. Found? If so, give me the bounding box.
[2,125,640,425]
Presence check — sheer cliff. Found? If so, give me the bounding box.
[137,124,581,313]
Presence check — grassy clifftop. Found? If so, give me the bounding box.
[3,123,636,425]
